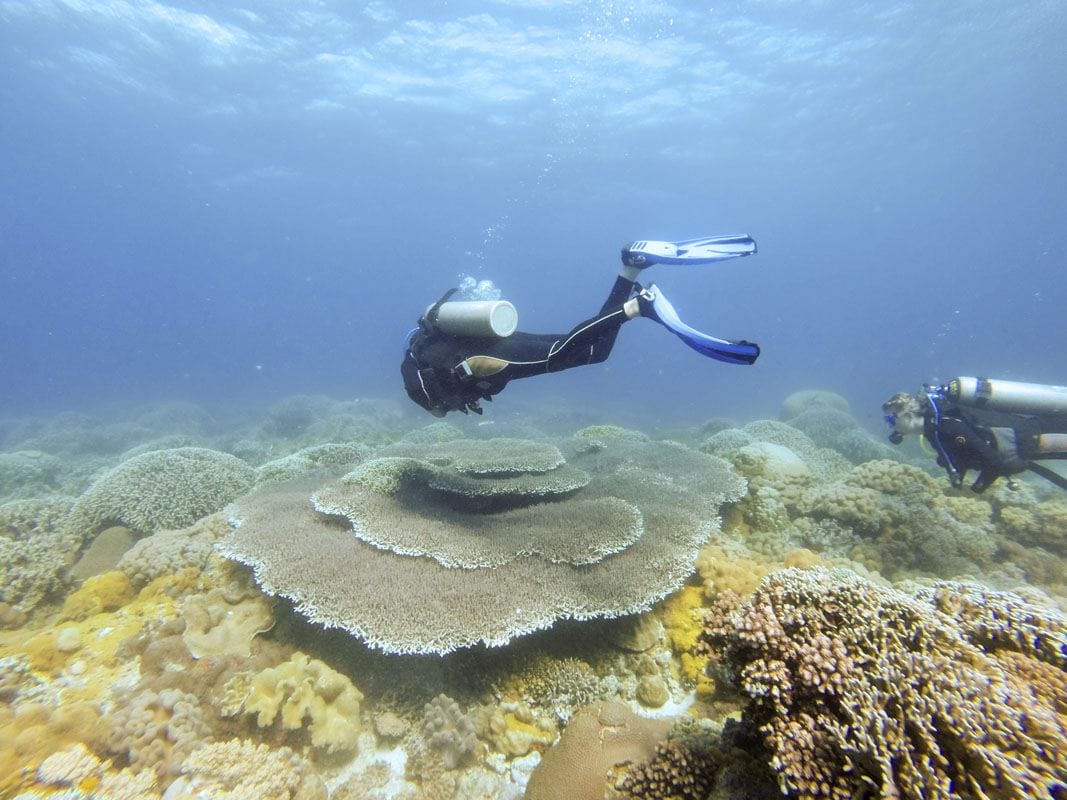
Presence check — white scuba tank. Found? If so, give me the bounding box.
[428,300,518,338]
[947,376,1067,416]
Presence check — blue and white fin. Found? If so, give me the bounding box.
[622,234,756,267]
[639,283,759,365]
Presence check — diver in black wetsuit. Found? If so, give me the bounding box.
[883,377,1067,492]
[401,235,762,417]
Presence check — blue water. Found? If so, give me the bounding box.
[2,1,1065,427]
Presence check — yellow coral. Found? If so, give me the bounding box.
[783,548,823,570]
[695,546,770,599]
[221,652,364,754]
[658,585,705,655]
[60,570,133,622]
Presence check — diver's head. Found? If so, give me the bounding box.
[882,391,926,444]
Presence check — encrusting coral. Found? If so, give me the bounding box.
[701,566,1067,800]
[219,434,746,654]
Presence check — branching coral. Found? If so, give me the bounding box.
[701,567,1067,800]
[69,447,255,536]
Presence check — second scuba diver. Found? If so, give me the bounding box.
[883,376,1067,492]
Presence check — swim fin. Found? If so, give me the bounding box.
[638,284,760,365]
[622,234,756,268]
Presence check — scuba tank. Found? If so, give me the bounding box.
[944,377,1067,416]
[425,299,518,338]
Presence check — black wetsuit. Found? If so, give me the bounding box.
[402,276,636,415]
[924,405,1067,491]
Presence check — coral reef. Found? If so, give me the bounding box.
[0,450,61,500]
[798,459,997,576]
[701,566,1067,800]
[220,436,745,654]
[68,447,255,536]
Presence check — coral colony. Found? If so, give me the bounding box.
[0,391,1063,798]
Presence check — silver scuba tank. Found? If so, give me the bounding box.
[946,376,1067,416]
[427,300,518,338]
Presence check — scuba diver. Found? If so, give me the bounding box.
[883,377,1067,492]
[401,235,761,417]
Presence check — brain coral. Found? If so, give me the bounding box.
[702,567,1067,800]
[70,447,255,536]
[220,436,745,654]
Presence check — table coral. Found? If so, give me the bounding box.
[219,436,745,655]
[254,443,371,486]
[219,651,363,754]
[312,459,636,568]
[702,566,1067,800]
[68,447,255,536]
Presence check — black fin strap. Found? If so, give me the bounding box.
[1027,461,1067,492]
[422,288,459,333]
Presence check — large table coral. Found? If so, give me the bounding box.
[702,566,1067,800]
[219,435,745,654]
